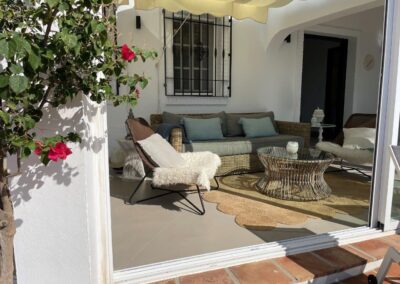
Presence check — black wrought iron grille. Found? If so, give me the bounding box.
[163,10,232,97]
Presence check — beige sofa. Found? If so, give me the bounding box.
[150,112,311,176]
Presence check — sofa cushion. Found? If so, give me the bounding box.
[239,117,278,138]
[162,111,228,136]
[183,117,224,141]
[183,135,304,156]
[226,112,276,137]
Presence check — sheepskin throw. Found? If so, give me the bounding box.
[152,151,221,191]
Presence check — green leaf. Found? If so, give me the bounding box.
[9,64,23,74]
[140,78,148,89]
[61,32,78,49]
[6,102,17,110]
[9,75,29,94]
[27,140,36,150]
[7,38,16,58]
[28,51,41,70]
[41,155,50,166]
[59,2,69,11]
[23,116,36,129]
[0,75,8,88]
[11,139,24,147]
[67,132,82,143]
[0,39,8,57]
[21,147,31,158]
[20,38,31,54]
[0,110,10,124]
[43,50,55,60]
[46,0,59,8]
[9,36,30,58]
[0,88,7,99]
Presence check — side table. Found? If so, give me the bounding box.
[311,123,336,143]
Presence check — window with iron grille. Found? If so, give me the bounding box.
[163,10,232,97]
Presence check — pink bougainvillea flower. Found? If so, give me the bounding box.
[48,147,59,161]
[135,87,141,98]
[34,141,43,155]
[121,44,136,62]
[55,142,72,160]
[48,142,72,162]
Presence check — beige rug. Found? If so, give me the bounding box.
[204,172,370,230]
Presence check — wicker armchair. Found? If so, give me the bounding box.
[150,113,311,176]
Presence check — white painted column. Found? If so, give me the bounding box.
[10,95,113,284]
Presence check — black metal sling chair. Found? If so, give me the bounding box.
[125,117,206,215]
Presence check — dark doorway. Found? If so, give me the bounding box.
[300,34,348,140]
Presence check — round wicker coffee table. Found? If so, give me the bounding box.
[256,147,335,201]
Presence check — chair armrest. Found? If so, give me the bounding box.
[170,127,183,152]
[275,121,311,148]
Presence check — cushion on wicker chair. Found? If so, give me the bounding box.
[343,128,375,150]
[316,142,373,165]
[137,133,185,167]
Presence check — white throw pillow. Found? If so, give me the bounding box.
[343,128,376,150]
[137,134,186,168]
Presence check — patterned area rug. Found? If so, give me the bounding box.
[204,172,370,230]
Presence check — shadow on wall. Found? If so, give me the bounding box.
[10,94,108,226]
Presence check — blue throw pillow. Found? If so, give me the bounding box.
[239,117,278,138]
[182,117,224,141]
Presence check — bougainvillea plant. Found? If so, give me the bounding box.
[0,0,157,282]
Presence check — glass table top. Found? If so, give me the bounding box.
[311,123,336,128]
[257,146,335,161]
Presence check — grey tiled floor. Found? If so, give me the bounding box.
[110,175,368,270]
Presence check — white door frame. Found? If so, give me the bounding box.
[372,0,400,231]
[103,1,400,283]
[303,25,361,124]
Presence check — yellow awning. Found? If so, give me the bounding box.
[132,0,293,23]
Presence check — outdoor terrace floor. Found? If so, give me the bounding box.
[151,233,400,284]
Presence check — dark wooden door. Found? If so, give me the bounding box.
[324,42,348,139]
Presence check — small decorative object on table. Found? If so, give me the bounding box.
[286,141,299,154]
[312,107,325,126]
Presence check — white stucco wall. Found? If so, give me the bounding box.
[108,1,385,155]
[324,7,384,115]
[10,95,113,284]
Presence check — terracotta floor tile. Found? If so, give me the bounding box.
[312,246,368,271]
[381,234,400,251]
[274,257,314,282]
[285,252,336,278]
[342,245,376,263]
[386,263,400,280]
[351,238,392,260]
[179,269,234,284]
[382,234,400,243]
[152,280,176,284]
[340,273,371,284]
[230,260,292,284]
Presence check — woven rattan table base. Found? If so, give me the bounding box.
[256,147,334,201]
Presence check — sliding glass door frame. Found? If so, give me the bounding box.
[111,1,400,282]
[371,0,400,232]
